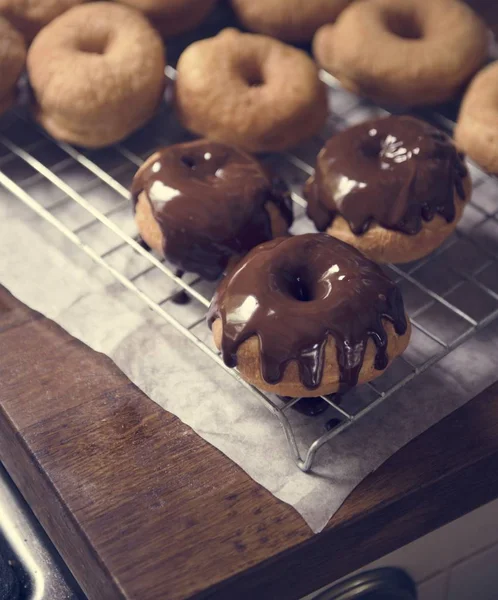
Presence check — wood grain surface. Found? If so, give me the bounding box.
[2,2,498,599]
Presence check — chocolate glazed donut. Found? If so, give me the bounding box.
[131,140,293,280]
[305,116,470,264]
[208,233,411,397]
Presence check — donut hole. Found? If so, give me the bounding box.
[181,155,196,169]
[78,33,109,55]
[180,152,226,178]
[277,267,315,302]
[246,74,264,87]
[384,10,423,40]
[239,61,265,88]
[360,136,383,159]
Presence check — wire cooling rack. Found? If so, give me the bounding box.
[1,63,498,472]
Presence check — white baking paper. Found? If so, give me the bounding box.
[1,189,498,534]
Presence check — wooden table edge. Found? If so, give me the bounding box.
[1,297,497,600]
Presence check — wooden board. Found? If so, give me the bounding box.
[2,284,498,600]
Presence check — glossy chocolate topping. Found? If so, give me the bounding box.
[305,116,467,235]
[279,394,339,416]
[132,140,293,280]
[208,233,408,391]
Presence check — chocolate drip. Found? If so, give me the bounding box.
[135,235,151,251]
[171,290,190,305]
[131,140,293,280]
[171,269,190,305]
[208,234,407,390]
[279,394,340,416]
[305,116,467,235]
[325,418,341,431]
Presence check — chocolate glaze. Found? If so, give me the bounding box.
[135,235,151,251]
[171,290,190,305]
[170,269,190,305]
[325,418,341,431]
[131,140,293,280]
[208,233,408,391]
[305,116,467,235]
[279,394,340,416]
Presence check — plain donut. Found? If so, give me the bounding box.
[27,2,166,148]
[0,16,26,115]
[455,61,498,174]
[114,0,218,37]
[0,0,83,43]
[313,0,488,106]
[175,28,328,153]
[230,0,353,43]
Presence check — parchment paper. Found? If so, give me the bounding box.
[2,187,498,533]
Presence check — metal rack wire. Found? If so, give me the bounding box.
[1,65,498,472]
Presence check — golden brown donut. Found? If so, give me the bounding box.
[319,200,468,265]
[455,61,498,174]
[175,28,328,153]
[132,140,293,280]
[0,0,83,43]
[313,0,488,106]
[304,116,472,264]
[208,234,411,398]
[114,0,217,37]
[230,0,353,43]
[26,2,165,149]
[0,16,26,115]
